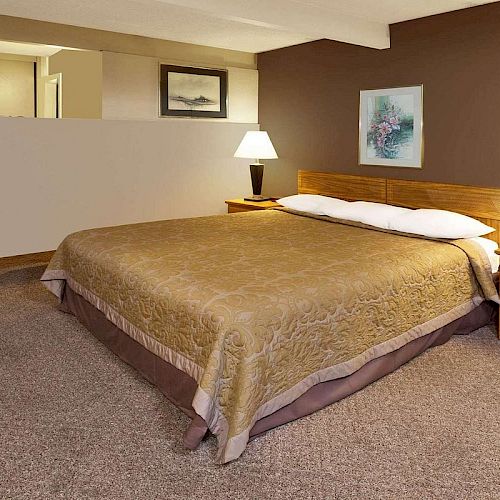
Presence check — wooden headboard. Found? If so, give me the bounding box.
[298,170,500,245]
[298,171,387,203]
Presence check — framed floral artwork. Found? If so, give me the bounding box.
[359,85,423,168]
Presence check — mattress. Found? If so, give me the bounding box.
[41,208,499,463]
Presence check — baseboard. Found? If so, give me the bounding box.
[0,250,55,271]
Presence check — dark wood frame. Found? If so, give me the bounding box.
[160,64,228,118]
[33,62,37,117]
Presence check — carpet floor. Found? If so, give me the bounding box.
[0,265,499,500]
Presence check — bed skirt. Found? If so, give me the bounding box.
[61,284,496,453]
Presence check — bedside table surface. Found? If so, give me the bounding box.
[225,199,280,209]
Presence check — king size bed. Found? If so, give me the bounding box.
[41,171,500,463]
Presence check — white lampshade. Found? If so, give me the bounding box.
[234,131,278,160]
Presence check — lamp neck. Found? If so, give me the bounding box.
[250,159,263,166]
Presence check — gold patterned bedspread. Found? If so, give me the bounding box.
[41,209,499,463]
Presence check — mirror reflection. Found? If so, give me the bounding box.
[0,40,101,119]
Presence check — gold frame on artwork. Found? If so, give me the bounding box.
[358,84,424,169]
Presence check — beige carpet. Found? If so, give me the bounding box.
[1,265,499,500]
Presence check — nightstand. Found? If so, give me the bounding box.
[225,199,280,214]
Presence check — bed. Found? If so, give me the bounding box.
[41,170,500,463]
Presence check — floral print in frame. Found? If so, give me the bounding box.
[359,85,423,168]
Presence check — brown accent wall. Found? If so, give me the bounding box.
[258,3,500,196]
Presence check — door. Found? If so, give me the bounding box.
[38,73,62,118]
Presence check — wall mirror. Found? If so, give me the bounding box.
[0,38,258,123]
[0,40,102,119]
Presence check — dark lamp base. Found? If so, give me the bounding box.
[247,163,269,202]
[244,195,271,202]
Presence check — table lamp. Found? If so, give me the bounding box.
[234,131,278,201]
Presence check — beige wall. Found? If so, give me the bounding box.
[224,67,259,124]
[49,49,102,119]
[0,15,260,257]
[0,57,34,117]
[0,15,256,70]
[0,53,36,63]
[101,52,157,121]
[101,52,258,123]
[0,117,258,257]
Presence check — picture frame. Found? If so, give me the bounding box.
[359,85,423,168]
[160,64,228,118]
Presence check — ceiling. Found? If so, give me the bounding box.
[0,0,496,53]
[0,40,70,57]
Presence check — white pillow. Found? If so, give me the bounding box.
[277,194,348,215]
[319,196,351,213]
[322,201,411,229]
[388,209,495,239]
[469,237,499,272]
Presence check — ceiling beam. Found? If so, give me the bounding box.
[153,0,391,49]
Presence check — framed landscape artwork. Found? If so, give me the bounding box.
[160,64,228,118]
[359,85,423,168]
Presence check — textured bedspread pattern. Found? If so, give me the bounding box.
[42,209,499,463]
